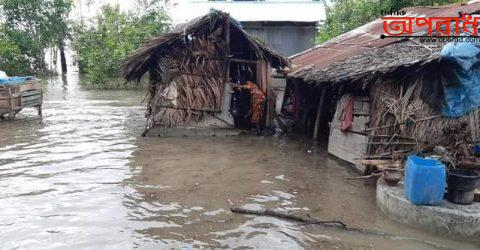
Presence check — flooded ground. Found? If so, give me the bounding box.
[0,73,479,249]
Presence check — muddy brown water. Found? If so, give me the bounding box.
[0,74,478,249]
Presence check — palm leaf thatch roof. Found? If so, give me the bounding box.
[122,10,290,82]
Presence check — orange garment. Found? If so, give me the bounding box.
[242,81,266,125]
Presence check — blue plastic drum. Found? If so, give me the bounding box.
[404,155,446,205]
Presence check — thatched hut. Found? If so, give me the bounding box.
[287,2,480,171]
[123,10,289,137]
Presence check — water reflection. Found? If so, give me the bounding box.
[0,73,478,249]
[0,73,144,248]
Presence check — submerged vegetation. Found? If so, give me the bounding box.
[317,0,464,43]
[0,0,169,89]
[0,0,72,75]
[72,3,169,88]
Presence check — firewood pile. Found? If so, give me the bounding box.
[439,123,480,171]
[367,79,480,169]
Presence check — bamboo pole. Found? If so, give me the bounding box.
[365,114,443,132]
[313,87,327,141]
[265,62,274,127]
[364,142,418,145]
[224,15,230,82]
[229,58,258,64]
[230,207,347,228]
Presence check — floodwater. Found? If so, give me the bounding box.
[0,73,478,249]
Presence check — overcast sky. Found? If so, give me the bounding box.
[72,0,325,24]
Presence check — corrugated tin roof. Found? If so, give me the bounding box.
[296,41,444,87]
[290,2,480,81]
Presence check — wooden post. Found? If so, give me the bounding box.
[224,15,230,82]
[255,61,274,127]
[256,61,267,93]
[265,62,274,127]
[313,87,327,141]
[219,17,234,127]
[222,15,230,107]
[8,86,15,119]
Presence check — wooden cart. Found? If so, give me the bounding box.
[0,79,42,119]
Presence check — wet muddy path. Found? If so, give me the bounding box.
[0,74,478,249]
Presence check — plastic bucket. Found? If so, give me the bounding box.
[475,144,480,155]
[447,170,480,205]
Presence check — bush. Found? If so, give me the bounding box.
[73,5,169,87]
[0,34,31,75]
[0,0,72,74]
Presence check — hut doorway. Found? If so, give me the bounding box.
[283,79,335,142]
[229,59,266,129]
[312,87,335,142]
[229,60,258,129]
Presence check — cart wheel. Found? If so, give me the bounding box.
[8,111,15,120]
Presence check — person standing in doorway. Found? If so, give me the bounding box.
[232,81,266,135]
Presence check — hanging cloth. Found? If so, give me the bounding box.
[341,95,354,132]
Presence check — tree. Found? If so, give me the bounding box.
[49,0,72,73]
[317,0,464,43]
[72,4,169,86]
[0,26,31,75]
[0,0,72,73]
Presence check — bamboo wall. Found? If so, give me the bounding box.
[149,33,227,127]
[368,79,480,158]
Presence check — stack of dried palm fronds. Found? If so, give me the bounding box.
[148,33,227,127]
[368,78,480,159]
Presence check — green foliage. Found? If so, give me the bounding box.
[317,0,464,43]
[0,0,72,73]
[72,5,169,86]
[0,30,31,75]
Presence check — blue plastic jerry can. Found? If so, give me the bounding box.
[404,155,446,205]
